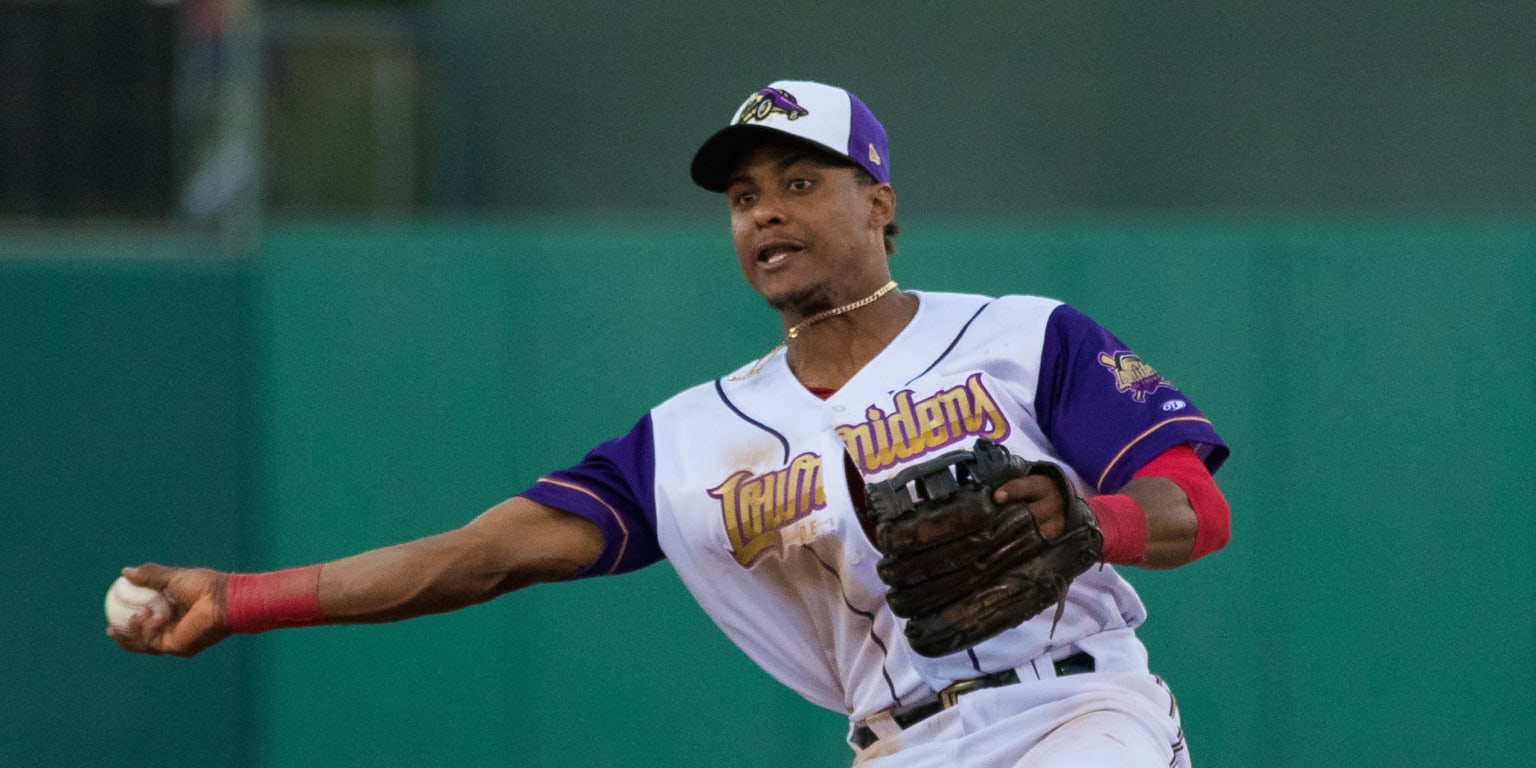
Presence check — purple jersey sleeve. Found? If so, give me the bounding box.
[517,414,665,578]
[1035,304,1229,493]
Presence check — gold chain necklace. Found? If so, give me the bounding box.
[728,280,898,381]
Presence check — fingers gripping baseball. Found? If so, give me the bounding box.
[856,440,1103,657]
[107,563,231,657]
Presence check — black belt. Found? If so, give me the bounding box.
[851,651,1095,750]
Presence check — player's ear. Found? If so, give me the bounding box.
[866,182,895,232]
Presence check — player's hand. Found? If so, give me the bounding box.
[993,470,1068,540]
[107,563,231,657]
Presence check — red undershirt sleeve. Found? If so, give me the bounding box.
[1129,443,1231,562]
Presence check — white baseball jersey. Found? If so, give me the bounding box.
[520,290,1227,723]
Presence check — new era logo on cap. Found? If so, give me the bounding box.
[691,80,890,192]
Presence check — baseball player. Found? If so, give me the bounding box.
[111,80,1231,767]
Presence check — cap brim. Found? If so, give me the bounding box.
[690,124,827,193]
[691,125,771,192]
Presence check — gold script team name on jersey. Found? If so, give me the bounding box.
[711,452,827,566]
[838,373,1010,475]
[712,373,1011,567]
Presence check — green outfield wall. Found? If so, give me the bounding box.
[1,240,256,767]
[5,218,1534,766]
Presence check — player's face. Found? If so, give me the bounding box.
[725,144,895,321]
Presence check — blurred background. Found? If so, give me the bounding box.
[2,1,1533,766]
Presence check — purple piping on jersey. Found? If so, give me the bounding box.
[900,302,993,389]
[714,378,792,465]
[966,647,984,673]
[806,544,903,707]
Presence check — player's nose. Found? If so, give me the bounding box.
[749,194,787,227]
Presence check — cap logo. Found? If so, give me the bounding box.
[736,87,810,125]
[868,144,882,166]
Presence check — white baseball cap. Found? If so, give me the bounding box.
[690,80,891,192]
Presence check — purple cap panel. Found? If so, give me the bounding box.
[845,92,890,185]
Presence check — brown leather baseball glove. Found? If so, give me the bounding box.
[856,439,1103,657]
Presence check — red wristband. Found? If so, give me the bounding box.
[224,564,325,634]
[1086,494,1147,565]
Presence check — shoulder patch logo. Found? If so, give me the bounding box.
[1099,351,1171,402]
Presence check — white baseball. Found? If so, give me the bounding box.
[104,576,171,631]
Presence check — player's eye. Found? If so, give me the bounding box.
[787,178,813,193]
[731,191,756,208]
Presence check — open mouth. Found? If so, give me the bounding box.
[755,241,803,266]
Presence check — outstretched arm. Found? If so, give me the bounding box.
[108,497,603,657]
[318,497,603,621]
